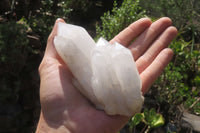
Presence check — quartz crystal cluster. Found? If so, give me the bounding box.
[54,22,144,116]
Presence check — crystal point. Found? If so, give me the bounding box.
[54,22,144,116]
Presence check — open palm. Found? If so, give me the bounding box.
[36,18,177,133]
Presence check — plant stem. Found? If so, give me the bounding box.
[140,125,147,133]
[144,126,151,133]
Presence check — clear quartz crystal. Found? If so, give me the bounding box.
[54,22,144,116]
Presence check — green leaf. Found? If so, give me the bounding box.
[150,114,165,128]
[194,76,200,86]
[143,108,165,128]
[132,113,144,126]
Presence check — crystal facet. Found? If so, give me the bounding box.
[54,22,144,116]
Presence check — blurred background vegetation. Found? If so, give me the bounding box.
[0,0,199,132]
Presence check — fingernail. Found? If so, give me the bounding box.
[56,18,65,23]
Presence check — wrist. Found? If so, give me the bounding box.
[36,112,71,133]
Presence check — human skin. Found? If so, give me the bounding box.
[36,17,177,133]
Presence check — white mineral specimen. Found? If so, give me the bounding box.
[54,22,144,116]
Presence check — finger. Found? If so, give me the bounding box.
[110,18,151,47]
[136,26,177,74]
[129,17,172,60]
[45,18,66,58]
[140,48,173,94]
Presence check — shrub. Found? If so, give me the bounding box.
[96,0,200,132]
[96,0,146,41]
[0,20,40,132]
[153,38,200,116]
[139,0,200,43]
[0,0,116,132]
[28,0,72,50]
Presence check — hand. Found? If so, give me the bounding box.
[36,17,177,133]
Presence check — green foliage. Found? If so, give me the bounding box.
[96,0,200,132]
[139,0,200,121]
[96,0,146,40]
[0,21,29,74]
[154,38,200,116]
[64,0,94,14]
[129,108,165,133]
[132,113,143,126]
[28,0,72,49]
[1,0,200,132]
[140,0,200,43]
[143,108,165,128]
[0,20,40,132]
[0,0,116,132]
[0,1,115,132]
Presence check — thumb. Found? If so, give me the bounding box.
[38,18,66,77]
[44,18,66,58]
